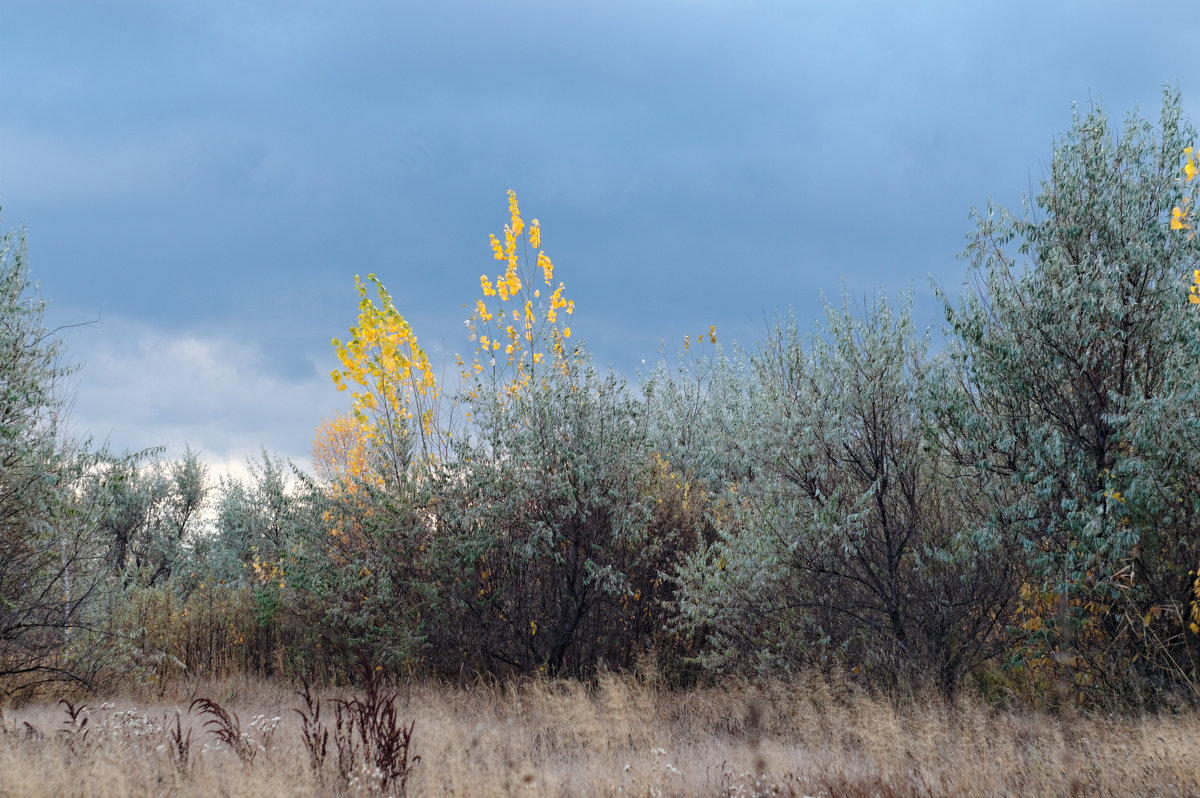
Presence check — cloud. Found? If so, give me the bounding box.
[59,315,338,476]
[8,0,1200,440]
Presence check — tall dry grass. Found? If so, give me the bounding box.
[1,672,1198,797]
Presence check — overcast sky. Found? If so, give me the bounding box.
[2,1,1197,475]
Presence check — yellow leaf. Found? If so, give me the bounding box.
[1172,206,1188,230]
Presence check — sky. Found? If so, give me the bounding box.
[2,1,1197,478]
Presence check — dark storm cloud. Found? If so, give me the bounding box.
[1,1,1196,467]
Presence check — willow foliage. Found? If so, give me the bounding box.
[940,88,1200,702]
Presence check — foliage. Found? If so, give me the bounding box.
[940,88,1200,704]
[318,485,433,675]
[310,412,434,674]
[98,450,339,685]
[428,363,670,677]
[0,222,115,695]
[16,88,1200,707]
[641,337,756,495]
[331,273,446,484]
[675,293,1021,692]
[98,448,207,588]
[310,411,383,551]
[464,190,575,401]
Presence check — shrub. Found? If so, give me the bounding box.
[426,362,672,677]
[676,292,1021,694]
[940,88,1200,705]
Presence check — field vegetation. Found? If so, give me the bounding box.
[4,90,1200,795]
[6,672,1200,797]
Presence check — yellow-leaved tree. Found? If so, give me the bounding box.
[329,273,449,484]
[462,190,577,402]
[326,191,576,464]
[311,411,382,548]
[319,278,450,669]
[312,191,587,674]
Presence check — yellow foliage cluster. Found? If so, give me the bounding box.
[324,190,585,482]
[1173,147,1197,234]
[250,552,286,590]
[463,190,576,398]
[682,325,718,353]
[1171,147,1200,303]
[311,412,383,545]
[650,451,699,513]
[330,272,445,468]
[317,190,584,546]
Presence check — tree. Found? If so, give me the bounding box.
[464,189,575,403]
[940,88,1200,703]
[429,363,664,677]
[310,411,384,551]
[100,448,207,587]
[324,290,444,669]
[330,274,447,486]
[420,193,684,677]
[0,222,111,694]
[675,293,1019,693]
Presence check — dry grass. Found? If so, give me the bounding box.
[1,672,1198,797]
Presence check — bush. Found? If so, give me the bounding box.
[0,222,115,695]
[675,292,1021,694]
[941,88,1200,705]
[425,359,686,678]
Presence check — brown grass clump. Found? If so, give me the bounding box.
[1,672,1199,796]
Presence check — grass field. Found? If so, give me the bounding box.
[1,672,1197,797]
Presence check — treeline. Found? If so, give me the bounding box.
[5,91,1200,709]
